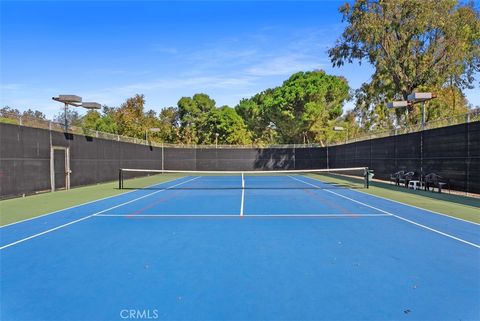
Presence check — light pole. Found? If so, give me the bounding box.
[388,92,437,185]
[407,93,436,130]
[52,95,101,132]
[333,126,348,144]
[146,127,161,144]
[215,133,219,148]
[387,92,436,130]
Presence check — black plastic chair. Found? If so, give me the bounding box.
[424,173,449,193]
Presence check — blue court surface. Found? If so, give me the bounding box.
[1,175,479,321]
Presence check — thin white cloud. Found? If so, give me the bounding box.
[0,83,25,91]
[245,54,324,77]
[188,48,258,62]
[178,27,333,78]
[151,46,179,54]
[75,75,257,110]
[119,75,255,92]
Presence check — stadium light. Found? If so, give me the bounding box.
[52,95,101,132]
[333,126,349,144]
[407,92,434,102]
[387,101,410,108]
[388,92,436,130]
[81,102,101,110]
[146,127,161,142]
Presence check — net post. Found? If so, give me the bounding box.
[242,172,245,189]
[118,169,123,189]
[365,167,369,189]
[161,143,164,174]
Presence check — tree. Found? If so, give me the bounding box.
[236,71,350,145]
[352,82,395,130]
[53,108,82,127]
[1,107,47,121]
[422,85,470,122]
[235,95,272,144]
[176,94,252,145]
[205,106,252,145]
[177,93,216,144]
[81,110,102,130]
[0,106,21,124]
[113,94,147,138]
[81,108,118,134]
[0,106,21,118]
[22,109,47,120]
[154,107,180,143]
[329,0,480,127]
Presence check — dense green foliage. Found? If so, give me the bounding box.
[329,0,479,130]
[176,94,251,144]
[237,71,350,144]
[76,93,253,145]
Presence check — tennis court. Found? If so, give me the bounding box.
[1,170,479,321]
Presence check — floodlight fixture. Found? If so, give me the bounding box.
[387,101,410,109]
[407,92,435,102]
[333,126,349,144]
[52,94,102,132]
[145,127,162,142]
[52,95,82,104]
[82,102,101,109]
[388,92,437,130]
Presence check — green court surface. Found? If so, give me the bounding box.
[1,175,479,226]
[360,182,480,222]
[0,174,181,226]
[308,174,480,222]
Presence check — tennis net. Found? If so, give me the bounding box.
[118,167,372,190]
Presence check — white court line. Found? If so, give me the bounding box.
[248,214,389,217]
[0,175,192,229]
[97,214,240,217]
[302,176,479,226]
[354,185,480,226]
[288,176,393,216]
[302,175,479,226]
[288,175,480,249]
[0,177,201,250]
[95,213,390,217]
[240,188,245,216]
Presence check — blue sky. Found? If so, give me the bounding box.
[1,1,479,119]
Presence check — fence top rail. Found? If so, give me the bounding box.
[1,108,478,149]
